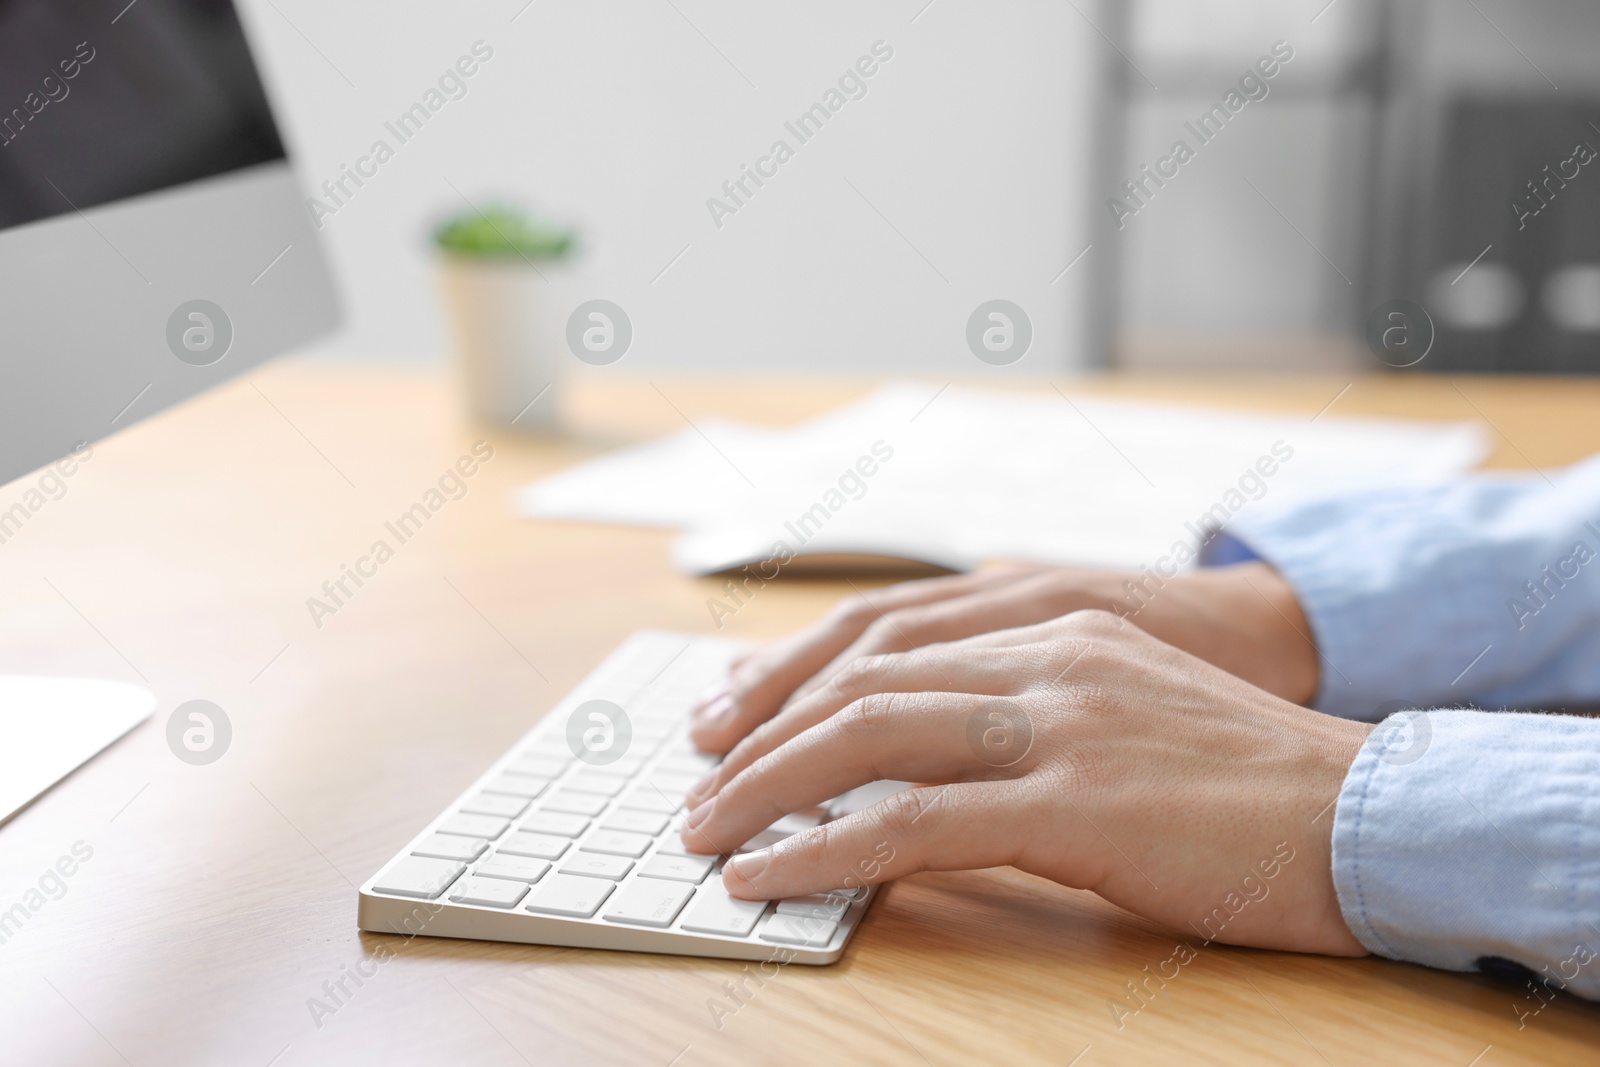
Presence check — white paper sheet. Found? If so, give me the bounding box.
[517,383,1490,574]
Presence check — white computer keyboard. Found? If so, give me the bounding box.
[357,631,877,964]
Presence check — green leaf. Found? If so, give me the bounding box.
[433,204,574,259]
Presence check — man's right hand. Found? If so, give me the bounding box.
[687,560,1321,760]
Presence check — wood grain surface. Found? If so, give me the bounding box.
[1,364,1597,1066]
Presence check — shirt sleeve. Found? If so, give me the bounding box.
[1226,452,1600,719]
[1333,709,1600,1005]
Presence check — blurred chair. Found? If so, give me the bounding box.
[1107,0,1600,374]
[1367,0,1600,372]
[1111,0,1388,372]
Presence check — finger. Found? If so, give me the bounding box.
[686,643,1026,808]
[688,567,1039,753]
[691,565,1038,723]
[783,572,1104,707]
[682,690,1015,854]
[721,782,1021,901]
[693,565,1029,719]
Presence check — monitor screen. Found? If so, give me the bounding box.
[0,0,286,232]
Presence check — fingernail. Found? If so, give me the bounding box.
[694,693,735,727]
[692,682,730,716]
[685,797,715,829]
[727,849,770,883]
[689,769,717,797]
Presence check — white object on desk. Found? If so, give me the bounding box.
[438,256,572,432]
[357,631,880,963]
[518,383,1490,574]
[0,676,155,826]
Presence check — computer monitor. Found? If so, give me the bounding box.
[0,0,338,821]
[0,0,338,484]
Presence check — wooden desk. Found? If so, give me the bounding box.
[3,365,1599,1066]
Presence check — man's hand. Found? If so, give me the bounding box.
[689,561,1320,757]
[680,611,1369,956]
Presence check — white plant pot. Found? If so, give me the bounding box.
[437,255,569,432]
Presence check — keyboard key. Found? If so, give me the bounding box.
[498,831,571,861]
[735,829,787,854]
[560,851,634,880]
[523,734,577,758]
[655,752,718,774]
[450,876,530,908]
[583,830,654,858]
[602,756,646,777]
[547,793,608,819]
[830,885,866,901]
[412,833,488,862]
[759,913,839,947]
[768,811,824,835]
[776,893,851,922]
[509,754,569,778]
[459,793,529,819]
[521,811,590,838]
[645,771,700,796]
[484,773,552,799]
[630,729,675,748]
[649,771,700,790]
[638,853,714,883]
[603,878,695,928]
[679,881,767,937]
[658,827,721,858]
[601,810,669,835]
[619,786,680,814]
[567,771,629,797]
[475,854,552,883]
[525,873,615,918]
[625,734,666,758]
[544,790,609,817]
[371,856,464,899]
[437,814,510,840]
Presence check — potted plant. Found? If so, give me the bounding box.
[434,205,575,432]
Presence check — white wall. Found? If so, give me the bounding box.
[237,0,1102,373]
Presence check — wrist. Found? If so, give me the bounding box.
[1297,713,1373,955]
[1224,697,1371,956]
[1172,562,1321,705]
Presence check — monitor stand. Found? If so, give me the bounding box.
[0,676,155,827]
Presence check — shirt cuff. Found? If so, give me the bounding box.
[1197,530,1260,567]
[1227,495,1497,719]
[1332,710,1600,1001]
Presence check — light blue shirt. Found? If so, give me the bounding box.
[1225,454,1600,1002]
